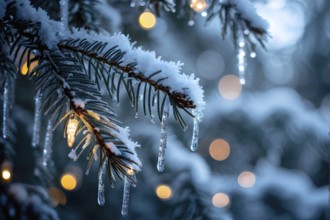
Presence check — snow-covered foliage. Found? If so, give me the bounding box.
[224,0,269,31]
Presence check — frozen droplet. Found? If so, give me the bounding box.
[201,11,208,17]
[32,91,41,147]
[121,176,131,217]
[239,41,245,48]
[250,52,256,58]
[150,115,155,124]
[135,112,139,118]
[157,99,169,172]
[190,110,202,152]
[243,29,250,35]
[139,95,143,101]
[97,161,106,206]
[2,81,9,139]
[42,120,53,166]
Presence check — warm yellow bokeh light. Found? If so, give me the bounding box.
[238,171,256,188]
[60,173,77,191]
[190,0,208,12]
[48,187,67,207]
[139,11,157,30]
[2,169,11,181]
[209,139,230,161]
[156,184,172,200]
[218,75,242,100]
[212,193,230,208]
[127,168,134,176]
[21,60,38,76]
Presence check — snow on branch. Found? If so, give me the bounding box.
[221,0,269,32]
[11,0,205,114]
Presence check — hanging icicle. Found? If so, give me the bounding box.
[42,119,53,166]
[121,176,131,217]
[97,160,106,206]
[32,91,41,147]
[237,36,246,85]
[190,109,202,152]
[59,0,68,36]
[2,81,9,139]
[157,98,170,172]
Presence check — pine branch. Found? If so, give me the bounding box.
[59,39,196,120]
[1,0,141,184]
[206,0,268,50]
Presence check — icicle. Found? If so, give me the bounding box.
[190,110,202,152]
[2,81,9,139]
[121,176,132,217]
[157,99,170,172]
[42,120,53,166]
[59,0,68,30]
[32,91,41,147]
[237,36,246,85]
[97,160,106,206]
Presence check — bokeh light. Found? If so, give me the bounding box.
[1,169,11,181]
[61,173,77,191]
[21,58,38,76]
[238,171,256,188]
[212,193,230,208]
[139,11,157,30]
[190,0,208,12]
[48,187,67,207]
[155,184,172,200]
[196,50,225,80]
[209,139,230,161]
[1,161,12,182]
[218,75,242,100]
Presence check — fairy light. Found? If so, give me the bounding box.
[20,53,38,76]
[189,0,208,13]
[139,11,157,30]
[1,169,11,181]
[212,193,230,208]
[155,184,172,200]
[1,161,12,182]
[127,167,134,176]
[66,116,79,147]
[209,139,230,161]
[48,187,67,207]
[60,173,77,191]
[238,171,256,188]
[218,75,242,100]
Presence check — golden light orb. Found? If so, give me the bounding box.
[238,171,256,188]
[60,173,77,191]
[48,187,67,207]
[218,74,242,100]
[212,193,230,208]
[155,184,172,200]
[1,169,11,181]
[209,139,230,161]
[139,11,157,30]
[190,0,208,12]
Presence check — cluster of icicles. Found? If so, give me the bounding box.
[96,97,202,216]
[2,0,202,215]
[1,78,202,217]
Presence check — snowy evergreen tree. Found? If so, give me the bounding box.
[0,0,329,220]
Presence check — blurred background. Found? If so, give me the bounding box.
[1,0,329,219]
